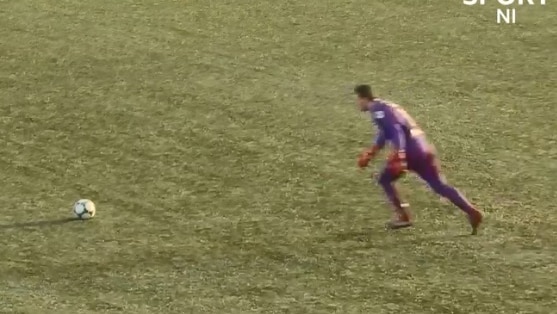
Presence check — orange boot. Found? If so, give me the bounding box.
[386,207,413,230]
[468,210,483,235]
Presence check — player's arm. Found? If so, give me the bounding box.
[367,106,407,170]
[358,107,389,168]
[360,129,386,162]
[358,111,387,168]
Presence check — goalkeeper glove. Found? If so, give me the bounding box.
[388,150,408,174]
[358,146,380,168]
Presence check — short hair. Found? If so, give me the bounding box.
[354,84,373,99]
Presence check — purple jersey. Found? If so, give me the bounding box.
[368,99,427,154]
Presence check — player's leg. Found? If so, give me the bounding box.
[377,167,412,229]
[414,153,483,234]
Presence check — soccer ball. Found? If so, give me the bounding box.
[73,199,96,220]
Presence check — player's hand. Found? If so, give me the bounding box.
[388,150,408,174]
[358,149,374,168]
[397,150,407,170]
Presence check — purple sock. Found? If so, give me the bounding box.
[378,171,403,210]
[432,182,476,215]
[414,158,477,216]
[381,182,403,210]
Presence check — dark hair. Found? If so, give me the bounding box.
[354,84,373,99]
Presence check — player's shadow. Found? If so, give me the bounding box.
[333,229,376,242]
[0,217,79,230]
[332,229,476,245]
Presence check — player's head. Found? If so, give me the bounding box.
[354,84,374,111]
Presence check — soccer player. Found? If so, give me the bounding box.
[354,84,483,234]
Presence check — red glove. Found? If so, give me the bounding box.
[387,150,408,174]
[358,146,379,168]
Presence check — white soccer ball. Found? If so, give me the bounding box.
[73,199,96,220]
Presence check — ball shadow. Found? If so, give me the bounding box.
[0,217,80,230]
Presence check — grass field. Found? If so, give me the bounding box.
[1,0,556,313]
